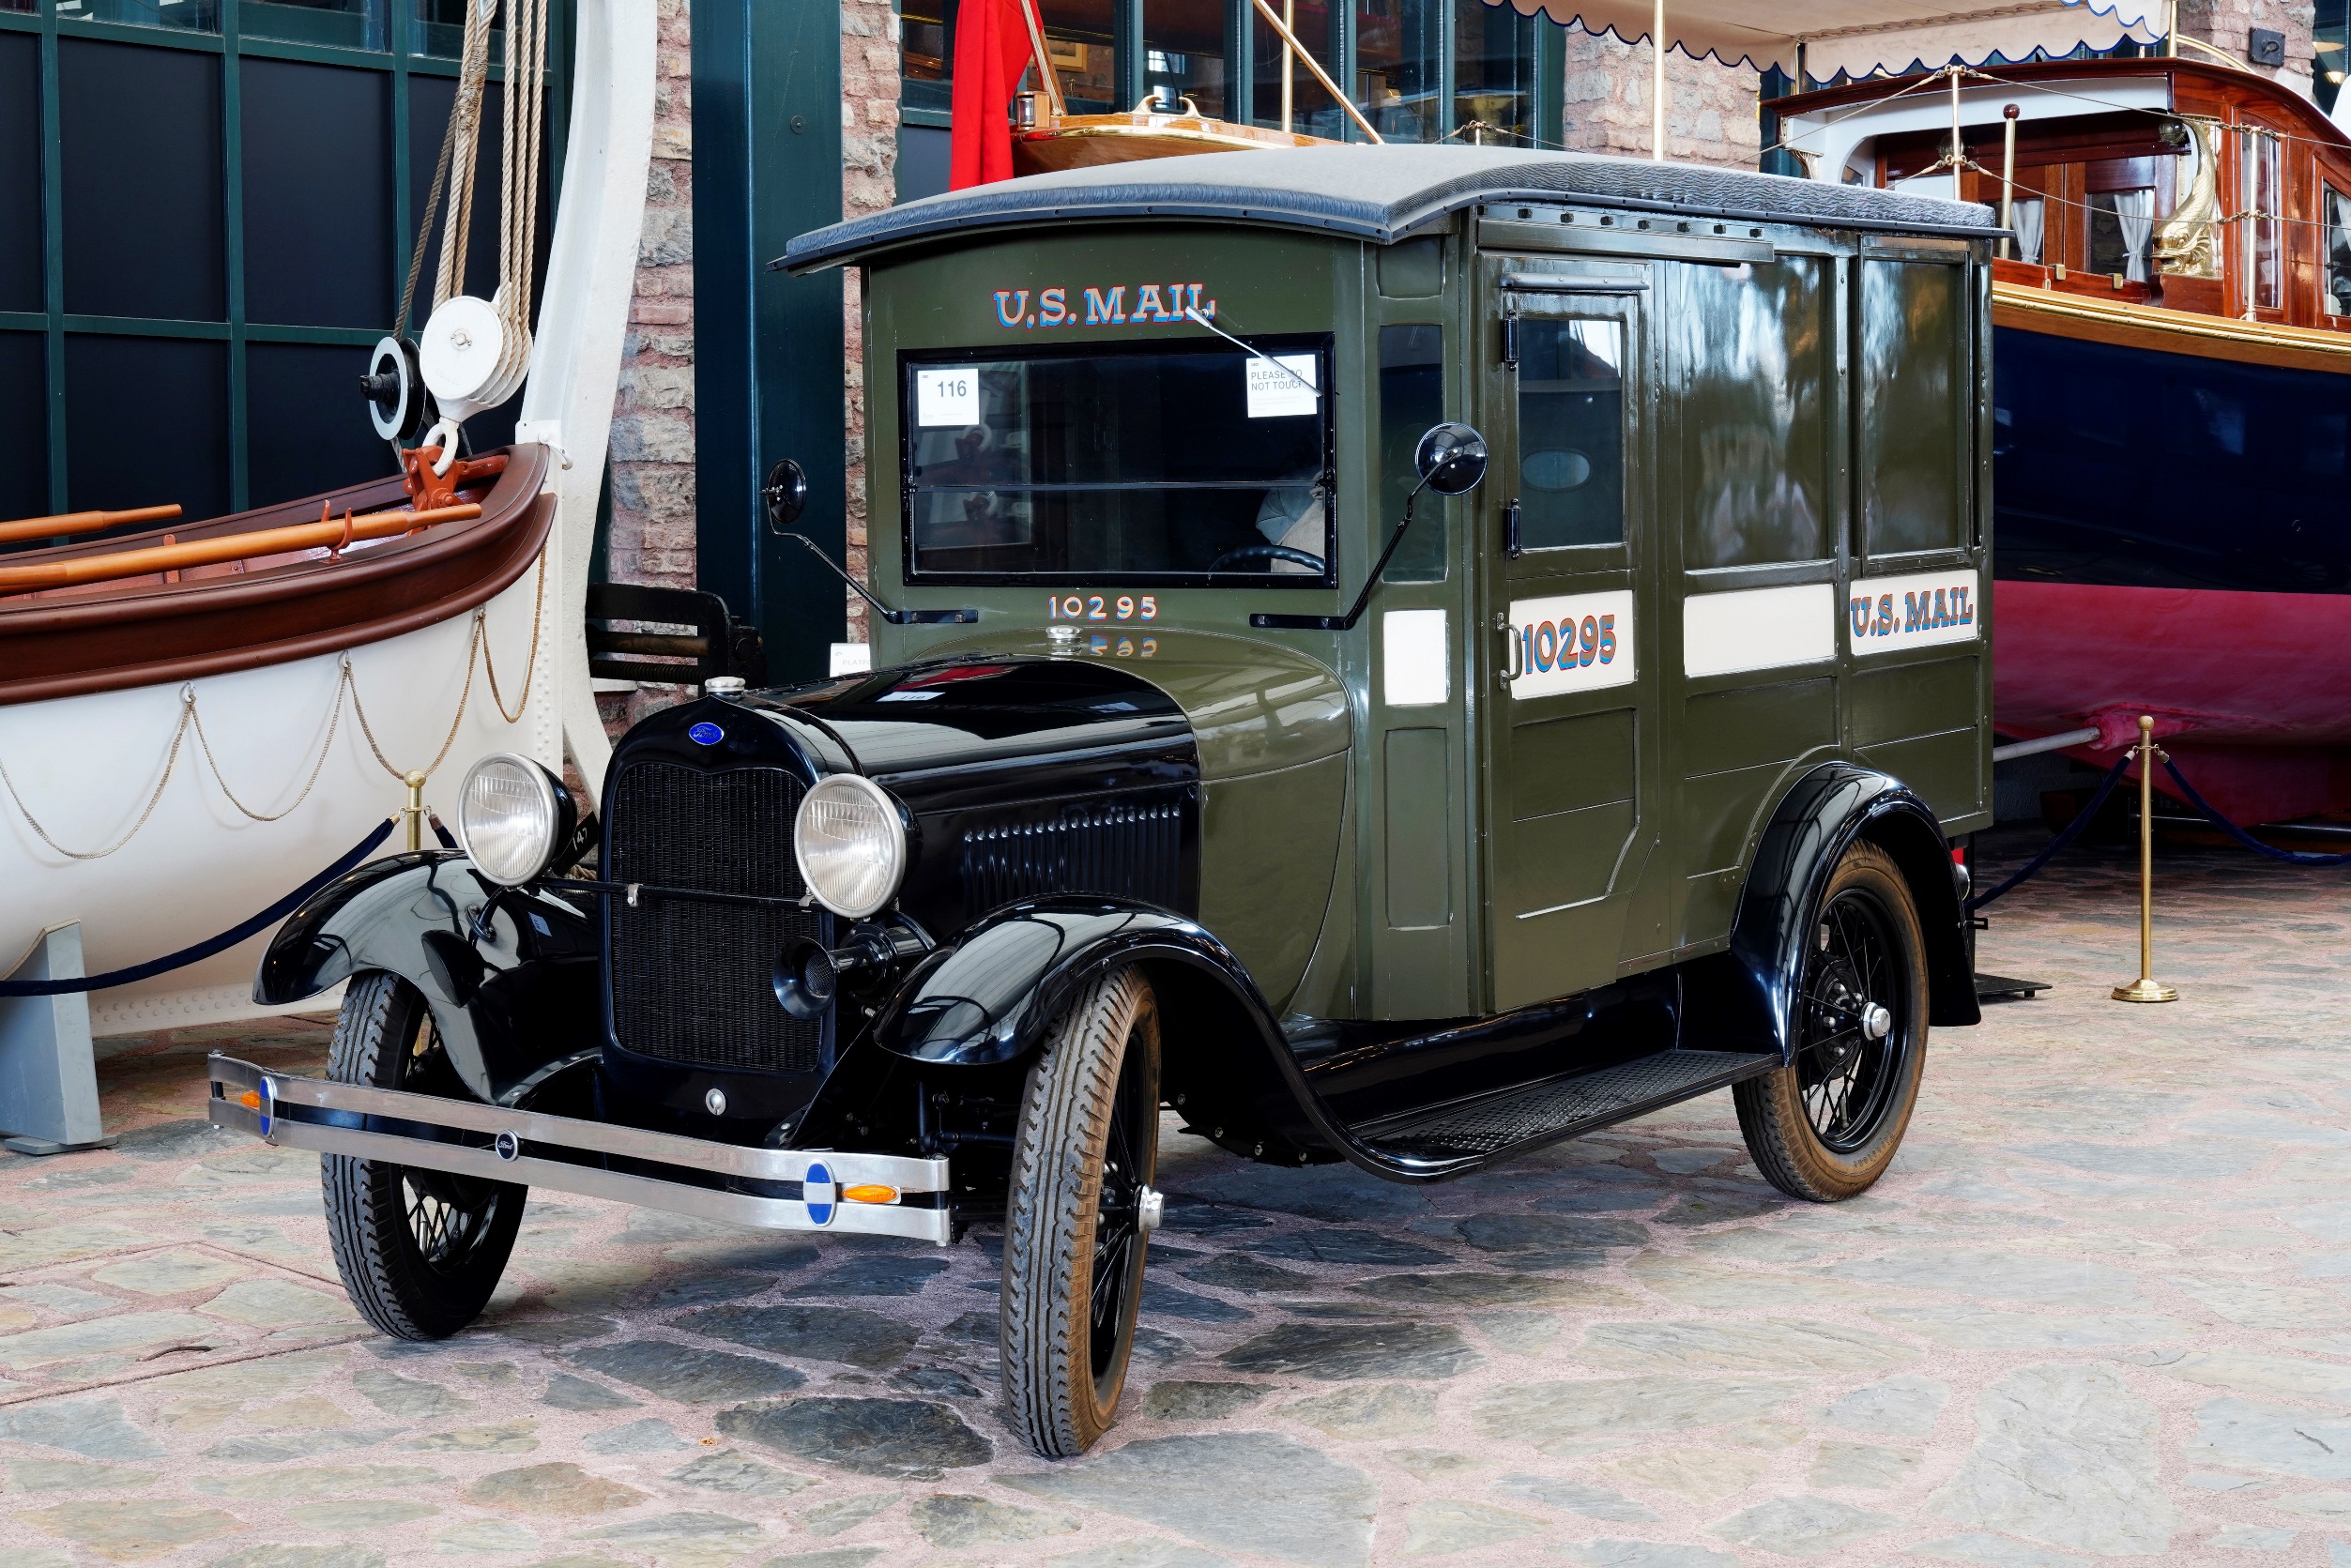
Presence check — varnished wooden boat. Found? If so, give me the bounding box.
[0,446,552,708]
[1013,105,1331,175]
[1776,56,2351,825]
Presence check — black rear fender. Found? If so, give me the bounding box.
[252,852,601,1103]
[1682,763,1979,1062]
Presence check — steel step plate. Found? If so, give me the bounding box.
[1357,1049,1775,1162]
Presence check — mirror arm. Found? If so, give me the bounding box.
[1250,479,1427,632]
[775,533,979,626]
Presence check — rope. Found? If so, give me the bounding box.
[187,677,347,824]
[2158,755,2351,866]
[490,0,548,403]
[1966,750,2133,910]
[0,818,399,997]
[481,545,547,724]
[434,0,500,311]
[0,703,192,861]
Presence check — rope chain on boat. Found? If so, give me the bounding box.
[0,547,546,860]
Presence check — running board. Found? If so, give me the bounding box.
[1351,1048,1777,1165]
[205,1054,954,1244]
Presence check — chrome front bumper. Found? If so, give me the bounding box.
[206,1054,954,1244]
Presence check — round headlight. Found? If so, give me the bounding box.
[456,753,572,886]
[793,774,907,919]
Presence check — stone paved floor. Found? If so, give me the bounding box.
[6,832,2351,1567]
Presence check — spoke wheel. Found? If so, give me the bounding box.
[323,972,525,1338]
[1735,841,1929,1202]
[1000,967,1161,1457]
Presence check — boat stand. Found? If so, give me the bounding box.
[0,922,117,1155]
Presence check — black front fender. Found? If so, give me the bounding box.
[252,851,602,1103]
[1683,763,1979,1061]
[872,899,1270,1068]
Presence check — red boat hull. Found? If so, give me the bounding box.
[1995,577,2351,824]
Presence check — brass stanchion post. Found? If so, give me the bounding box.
[2113,714,2179,1003]
[402,769,428,853]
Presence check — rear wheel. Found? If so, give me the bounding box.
[1000,967,1161,1457]
[322,971,525,1338]
[1734,841,1929,1202]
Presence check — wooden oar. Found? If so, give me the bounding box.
[0,503,182,547]
[0,503,481,595]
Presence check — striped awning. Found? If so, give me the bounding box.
[1504,1,2167,79]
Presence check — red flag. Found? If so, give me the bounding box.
[949,0,1035,189]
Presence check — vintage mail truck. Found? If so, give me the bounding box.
[210,146,1995,1456]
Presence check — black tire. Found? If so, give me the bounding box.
[1000,967,1161,1458]
[1734,841,1929,1203]
[322,971,525,1338]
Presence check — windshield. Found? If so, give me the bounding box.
[899,338,1335,585]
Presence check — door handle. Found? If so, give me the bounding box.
[1504,498,1522,560]
[1500,316,1519,369]
[1497,613,1523,684]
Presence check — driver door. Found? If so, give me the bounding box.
[1477,263,1663,1011]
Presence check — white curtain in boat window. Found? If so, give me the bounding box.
[2327,187,2351,315]
[2112,189,2155,282]
[2011,198,2046,266]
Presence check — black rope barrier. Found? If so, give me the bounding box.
[0,817,400,997]
[1966,751,2133,911]
[2159,757,2351,867]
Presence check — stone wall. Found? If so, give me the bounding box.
[1559,31,1761,171]
[2176,0,2316,96]
[840,0,902,646]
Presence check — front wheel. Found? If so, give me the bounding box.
[1000,967,1161,1457]
[322,971,525,1338]
[1734,840,1929,1202]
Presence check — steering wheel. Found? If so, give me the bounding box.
[1207,543,1328,574]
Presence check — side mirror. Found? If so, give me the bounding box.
[1413,422,1488,495]
[762,459,809,531]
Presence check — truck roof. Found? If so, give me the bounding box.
[781,145,2000,274]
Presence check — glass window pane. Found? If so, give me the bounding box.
[2328,186,2351,316]
[1042,0,1117,114]
[54,0,219,35]
[246,343,401,507]
[1859,259,1964,556]
[1356,0,1441,143]
[2252,129,2282,309]
[1254,0,1336,135]
[1516,318,1624,551]
[903,340,1333,579]
[244,0,388,52]
[244,61,392,328]
[60,39,224,322]
[0,34,39,315]
[0,332,47,525]
[1677,258,1828,569]
[1453,0,1534,147]
[1380,323,1444,580]
[1144,0,1225,116]
[415,0,499,62]
[65,335,230,520]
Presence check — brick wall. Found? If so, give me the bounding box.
[2176,0,2316,94]
[840,0,901,647]
[1559,32,1761,171]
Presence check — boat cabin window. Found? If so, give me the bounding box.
[2329,187,2351,317]
[2241,127,2284,311]
[1514,319,1625,550]
[1859,259,1965,557]
[1380,324,1447,581]
[1675,257,1830,568]
[2009,197,2047,266]
[899,340,1335,583]
[2085,158,2159,282]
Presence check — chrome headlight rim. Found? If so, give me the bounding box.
[792,772,908,921]
[455,752,574,887]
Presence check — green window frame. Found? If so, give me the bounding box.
[0,0,568,521]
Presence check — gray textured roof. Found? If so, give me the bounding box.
[782,145,1997,272]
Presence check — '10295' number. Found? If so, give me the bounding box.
[1047,594,1158,623]
[1522,612,1616,672]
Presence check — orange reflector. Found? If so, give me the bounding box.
[842,1183,899,1205]
[238,1090,263,1110]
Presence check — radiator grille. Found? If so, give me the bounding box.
[606,760,823,1074]
[959,796,1184,919]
